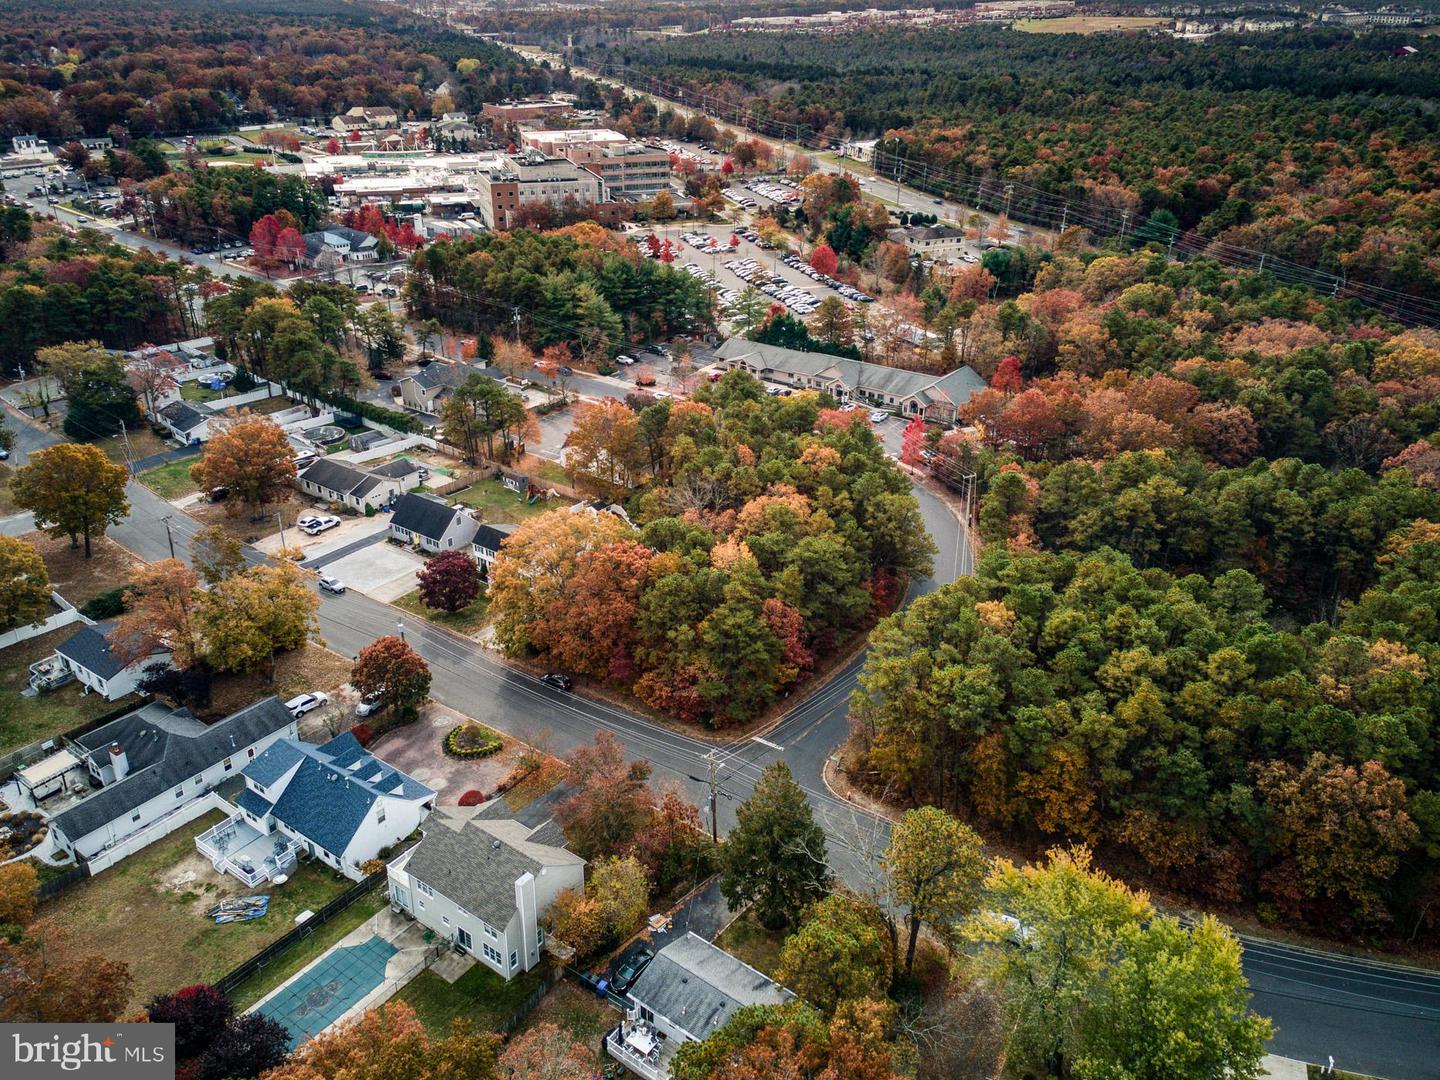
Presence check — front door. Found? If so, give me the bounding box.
[456,927,473,953]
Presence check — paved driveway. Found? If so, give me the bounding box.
[323,542,424,601]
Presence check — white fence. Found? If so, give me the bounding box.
[84,790,232,875]
[0,593,86,652]
[284,409,338,434]
[341,434,436,464]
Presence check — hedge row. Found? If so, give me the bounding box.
[443,722,504,759]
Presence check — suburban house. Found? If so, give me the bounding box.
[388,492,480,553]
[297,457,421,512]
[714,338,986,425]
[49,698,298,865]
[332,106,400,131]
[199,732,435,885]
[156,400,217,443]
[387,811,584,980]
[888,223,968,261]
[51,621,170,701]
[472,522,517,570]
[398,362,475,413]
[607,933,795,1079]
[302,226,380,267]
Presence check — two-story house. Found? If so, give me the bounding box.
[198,732,434,885]
[387,811,584,980]
[472,523,517,571]
[50,698,298,867]
[302,226,380,267]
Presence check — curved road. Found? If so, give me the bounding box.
[7,411,1439,1078]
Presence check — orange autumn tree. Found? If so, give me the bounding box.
[189,412,297,515]
[263,1000,501,1080]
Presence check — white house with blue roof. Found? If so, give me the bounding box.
[197,732,435,885]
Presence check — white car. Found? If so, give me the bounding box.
[285,692,329,718]
[355,691,383,717]
[301,515,341,536]
[869,409,889,424]
[318,576,346,594]
[839,402,860,412]
[615,354,636,366]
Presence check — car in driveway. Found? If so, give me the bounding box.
[318,576,346,594]
[615,354,636,366]
[301,515,341,536]
[285,691,330,718]
[869,409,890,424]
[611,948,655,995]
[540,672,573,692]
[355,691,383,717]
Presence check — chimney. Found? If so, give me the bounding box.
[109,744,129,782]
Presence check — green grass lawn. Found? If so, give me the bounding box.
[714,908,787,977]
[393,586,489,635]
[533,461,570,491]
[0,627,142,757]
[180,383,228,403]
[226,888,388,1011]
[139,458,201,500]
[250,394,297,415]
[515,979,618,1066]
[451,479,554,522]
[40,808,355,1012]
[393,961,545,1037]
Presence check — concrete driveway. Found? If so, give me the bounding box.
[323,541,425,601]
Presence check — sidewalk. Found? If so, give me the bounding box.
[1263,1055,1309,1079]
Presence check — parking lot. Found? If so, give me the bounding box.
[322,542,425,602]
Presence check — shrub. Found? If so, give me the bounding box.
[351,724,374,747]
[458,789,485,806]
[359,858,385,875]
[443,722,504,759]
[80,586,128,620]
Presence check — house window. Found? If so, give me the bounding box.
[482,942,502,965]
[417,880,433,897]
[377,804,386,824]
[223,757,232,771]
[442,916,450,926]
[131,811,142,823]
[248,748,256,759]
[483,923,498,940]
[537,925,545,946]
[510,951,518,970]
[175,787,185,798]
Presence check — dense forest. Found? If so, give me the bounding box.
[0,0,548,140]
[0,217,199,372]
[404,224,716,355]
[851,235,1440,937]
[602,27,1440,305]
[489,375,936,725]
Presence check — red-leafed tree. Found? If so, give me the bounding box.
[992,355,1023,395]
[997,389,1065,459]
[145,985,233,1061]
[347,128,361,143]
[761,597,812,677]
[249,214,282,266]
[659,239,676,263]
[557,730,656,859]
[541,540,653,683]
[275,226,305,267]
[721,158,735,175]
[810,243,839,276]
[324,138,341,155]
[899,415,930,468]
[416,549,482,612]
[645,233,661,256]
[350,635,431,722]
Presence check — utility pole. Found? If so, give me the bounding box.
[512,307,522,342]
[118,419,136,477]
[276,512,290,554]
[706,748,719,844]
[161,516,177,560]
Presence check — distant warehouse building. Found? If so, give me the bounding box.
[521,129,673,201]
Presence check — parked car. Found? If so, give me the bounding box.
[285,692,329,718]
[355,691,383,717]
[869,409,889,424]
[615,354,636,366]
[296,514,322,529]
[301,515,341,536]
[540,672,573,692]
[612,949,655,995]
[318,576,346,594]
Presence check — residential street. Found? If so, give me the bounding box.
[7,403,1440,1078]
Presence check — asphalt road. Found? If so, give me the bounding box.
[7,401,1440,1076]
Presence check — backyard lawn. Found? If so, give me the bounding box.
[713,908,786,977]
[180,383,229,403]
[0,626,141,755]
[451,479,555,523]
[393,587,490,635]
[392,960,546,1037]
[39,808,355,1012]
[139,458,201,500]
[515,979,619,1064]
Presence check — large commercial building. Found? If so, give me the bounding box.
[482,100,575,123]
[520,129,673,200]
[469,148,609,228]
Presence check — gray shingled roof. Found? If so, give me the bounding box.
[369,458,419,479]
[54,697,295,844]
[390,492,464,542]
[158,400,212,432]
[473,522,516,552]
[299,457,372,495]
[629,933,793,1040]
[55,621,157,681]
[404,816,583,927]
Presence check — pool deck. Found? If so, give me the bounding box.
[249,905,439,1044]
